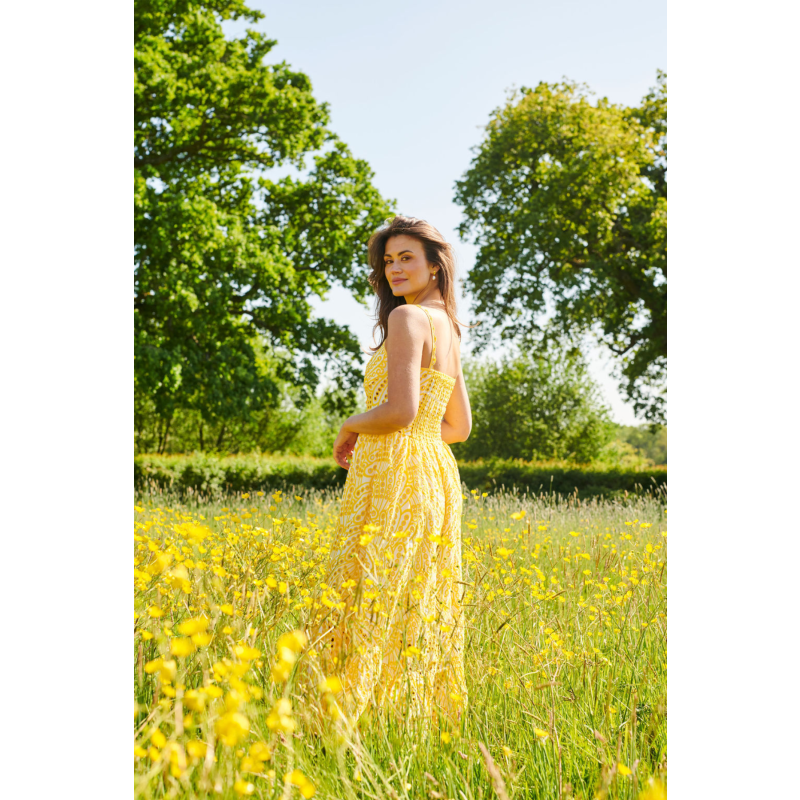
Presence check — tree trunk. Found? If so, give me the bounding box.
[199,420,205,451]
[158,416,172,454]
[156,418,165,454]
[215,424,227,452]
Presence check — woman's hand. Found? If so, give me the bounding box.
[333,426,359,470]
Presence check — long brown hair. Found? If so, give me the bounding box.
[366,215,473,351]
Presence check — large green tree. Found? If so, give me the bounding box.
[455,73,666,423]
[135,0,392,446]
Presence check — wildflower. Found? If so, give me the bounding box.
[220,604,234,616]
[286,769,315,799]
[234,779,255,795]
[618,763,632,776]
[249,741,272,762]
[144,658,177,683]
[215,711,250,746]
[186,740,207,760]
[150,728,166,748]
[510,510,526,520]
[170,637,196,657]
[267,698,296,733]
[402,645,421,658]
[534,728,549,739]
[638,777,667,800]
[147,606,164,618]
[183,690,206,712]
[319,676,343,693]
[234,644,261,661]
[177,616,209,636]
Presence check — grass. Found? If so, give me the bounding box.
[134,485,666,800]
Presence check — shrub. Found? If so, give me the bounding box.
[134,452,666,501]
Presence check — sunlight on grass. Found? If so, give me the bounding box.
[134,486,666,800]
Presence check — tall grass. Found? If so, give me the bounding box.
[134,485,666,800]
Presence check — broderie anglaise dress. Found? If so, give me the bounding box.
[307,304,467,725]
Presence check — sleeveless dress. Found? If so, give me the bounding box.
[307,304,467,726]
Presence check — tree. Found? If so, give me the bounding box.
[451,347,615,464]
[454,72,666,423]
[135,0,393,446]
[614,424,667,465]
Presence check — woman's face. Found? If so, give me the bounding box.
[383,235,435,299]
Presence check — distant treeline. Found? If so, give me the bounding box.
[136,348,667,467]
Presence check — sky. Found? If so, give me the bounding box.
[225,0,666,425]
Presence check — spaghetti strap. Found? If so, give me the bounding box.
[415,305,437,370]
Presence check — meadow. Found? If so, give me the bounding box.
[134,486,666,800]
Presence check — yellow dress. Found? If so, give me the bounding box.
[308,304,467,726]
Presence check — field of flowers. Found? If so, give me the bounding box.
[134,487,667,800]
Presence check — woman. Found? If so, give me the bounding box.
[307,215,472,728]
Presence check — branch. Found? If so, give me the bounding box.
[606,332,644,356]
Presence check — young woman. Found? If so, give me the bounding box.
[307,215,472,727]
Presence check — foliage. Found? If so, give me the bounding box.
[135,0,393,433]
[454,72,667,423]
[135,361,362,456]
[134,488,667,799]
[451,346,616,463]
[615,424,667,465]
[134,452,666,500]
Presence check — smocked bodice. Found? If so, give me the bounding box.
[363,305,456,444]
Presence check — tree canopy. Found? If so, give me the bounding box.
[134,0,393,442]
[454,73,666,423]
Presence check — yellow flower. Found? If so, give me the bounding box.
[286,769,315,799]
[234,644,261,661]
[319,676,343,693]
[618,763,632,776]
[441,732,451,744]
[183,690,206,712]
[177,616,209,636]
[192,632,212,647]
[170,637,196,657]
[234,779,255,796]
[510,510,526,520]
[249,741,272,762]
[143,658,177,682]
[220,604,234,616]
[534,728,549,739]
[267,698,296,733]
[276,630,307,653]
[150,728,166,748]
[638,777,667,800]
[147,606,164,618]
[140,631,154,641]
[215,711,250,746]
[186,740,207,759]
[402,645,421,658]
[359,534,374,547]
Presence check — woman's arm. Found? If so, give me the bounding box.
[441,365,472,444]
[342,305,427,435]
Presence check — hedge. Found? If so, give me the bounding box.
[135,453,666,500]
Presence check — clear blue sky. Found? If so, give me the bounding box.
[225,0,666,425]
